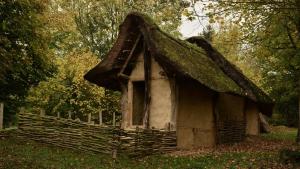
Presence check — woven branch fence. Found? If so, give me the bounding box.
[18,112,176,157]
[0,129,17,138]
[217,120,246,144]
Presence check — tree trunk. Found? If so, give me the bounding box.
[297,90,300,143]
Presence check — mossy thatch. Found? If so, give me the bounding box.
[186,37,273,115]
[84,12,273,116]
[149,29,243,95]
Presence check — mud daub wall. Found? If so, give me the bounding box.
[18,112,176,156]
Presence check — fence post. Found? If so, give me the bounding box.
[0,103,3,130]
[88,113,91,124]
[112,149,117,159]
[68,111,72,119]
[57,112,61,118]
[113,112,116,127]
[99,111,102,125]
[40,109,45,117]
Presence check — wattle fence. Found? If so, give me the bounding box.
[18,112,177,157]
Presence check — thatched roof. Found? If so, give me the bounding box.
[84,12,273,116]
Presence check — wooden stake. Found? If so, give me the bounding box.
[0,103,3,130]
[68,111,72,119]
[113,112,116,126]
[99,111,103,125]
[57,112,61,118]
[112,149,117,159]
[40,109,45,117]
[88,113,92,124]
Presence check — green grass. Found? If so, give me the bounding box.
[261,127,297,141]
[0,137,285,169]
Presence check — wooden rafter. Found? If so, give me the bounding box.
[118,34,142,76]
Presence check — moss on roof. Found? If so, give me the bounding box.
[186,36,273,105]
[84,12,273,115]
[148,29,243,94]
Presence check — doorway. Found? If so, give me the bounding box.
[132,81,145,125]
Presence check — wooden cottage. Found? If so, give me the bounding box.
[84,13,273,149]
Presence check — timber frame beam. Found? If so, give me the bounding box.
[142,44,151,129]
[118,34,142,77]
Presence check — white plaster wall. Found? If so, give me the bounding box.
[126,53,172,129]
[130,53,145,81]
[149,58,172,129]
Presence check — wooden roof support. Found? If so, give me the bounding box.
[118,73,129,80]
[118,34,142,76]
[143,46,151,129]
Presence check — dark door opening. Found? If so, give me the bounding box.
[132,81,145,125]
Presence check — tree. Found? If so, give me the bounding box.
[45,0,86,56]
[26,51,120,124]
[0,0,55,126]
[30,0,188,122]
[25,0,189,124]
[73,0,188,58]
